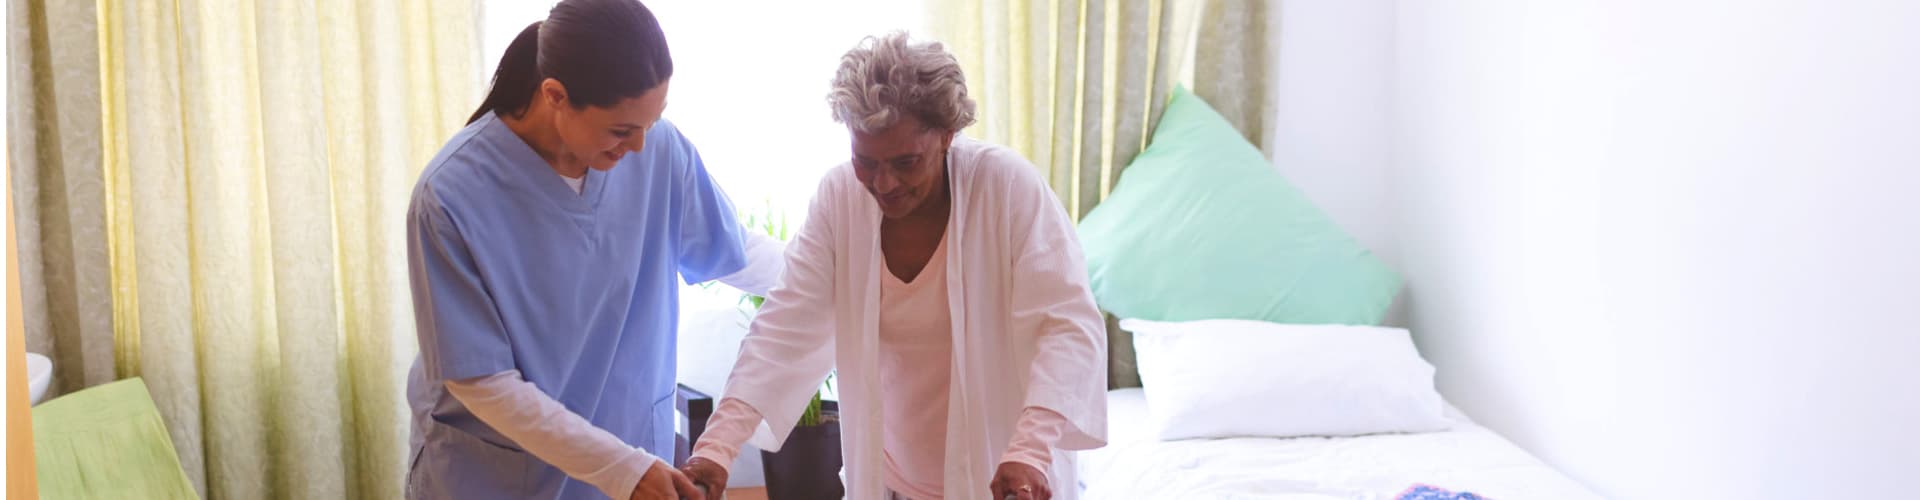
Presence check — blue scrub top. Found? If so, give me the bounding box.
[404,112,746,499]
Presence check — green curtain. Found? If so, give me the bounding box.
[927,0,1274,388]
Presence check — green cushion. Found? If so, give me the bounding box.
[34,378,198,499]
[1079,87,1399,325]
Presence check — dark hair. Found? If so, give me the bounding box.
[468,0,674,124]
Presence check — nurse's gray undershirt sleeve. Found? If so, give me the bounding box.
[445,370,658,499]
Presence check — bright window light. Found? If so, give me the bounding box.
[480,1,925,307]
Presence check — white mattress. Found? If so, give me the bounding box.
[1077,389,1603,500]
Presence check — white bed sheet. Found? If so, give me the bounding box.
[1077,389,1603,500]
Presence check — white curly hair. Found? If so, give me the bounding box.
[826,31,978,133]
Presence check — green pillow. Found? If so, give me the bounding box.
[1079,87,1399,325]
[34,378,198,499]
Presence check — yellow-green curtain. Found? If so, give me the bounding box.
[928,0,1271,219]
[9,0,118,401]
[927,0,1273,388]
[95,0,478,498]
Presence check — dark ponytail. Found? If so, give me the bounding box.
[467,0,674,125]
[469,22,543,124]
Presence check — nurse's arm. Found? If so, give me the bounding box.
[714,231,786,297]
[445,370,666,499]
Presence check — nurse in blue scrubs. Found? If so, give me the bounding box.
[403,1,779,499]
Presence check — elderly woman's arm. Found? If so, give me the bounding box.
[684,176,843,492]
[1000,161,1110,491]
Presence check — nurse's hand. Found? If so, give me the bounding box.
[633,460,704,500]
[681,457,729,498]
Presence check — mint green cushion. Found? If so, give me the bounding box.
[34,378,198,499]
[1079,87,1399,325]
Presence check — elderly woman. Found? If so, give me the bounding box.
[681,32,1108,500]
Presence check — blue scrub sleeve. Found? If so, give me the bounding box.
[407,197,516,381]
[671,137,749,284]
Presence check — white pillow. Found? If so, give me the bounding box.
[1123,318,1451,440]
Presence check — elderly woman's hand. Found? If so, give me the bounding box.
[989,462,1051,500]
[631,460,703,500]
[680,457,728,499]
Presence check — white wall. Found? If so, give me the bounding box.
[1387,1,1920,498]
[1268,0,1412,330]
[1268,0,1400,271]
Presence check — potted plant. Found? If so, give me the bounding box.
[738,206,844,500]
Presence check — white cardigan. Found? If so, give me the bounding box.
[720,137,1108,499]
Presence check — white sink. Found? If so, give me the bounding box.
[27,352,52,405]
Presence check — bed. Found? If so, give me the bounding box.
[1077,388,1604,500]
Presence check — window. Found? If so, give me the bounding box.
[480,1,924,308]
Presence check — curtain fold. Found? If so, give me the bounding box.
[83,0,479,497]
[928,0,1273,388]
[7,0,117,401]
